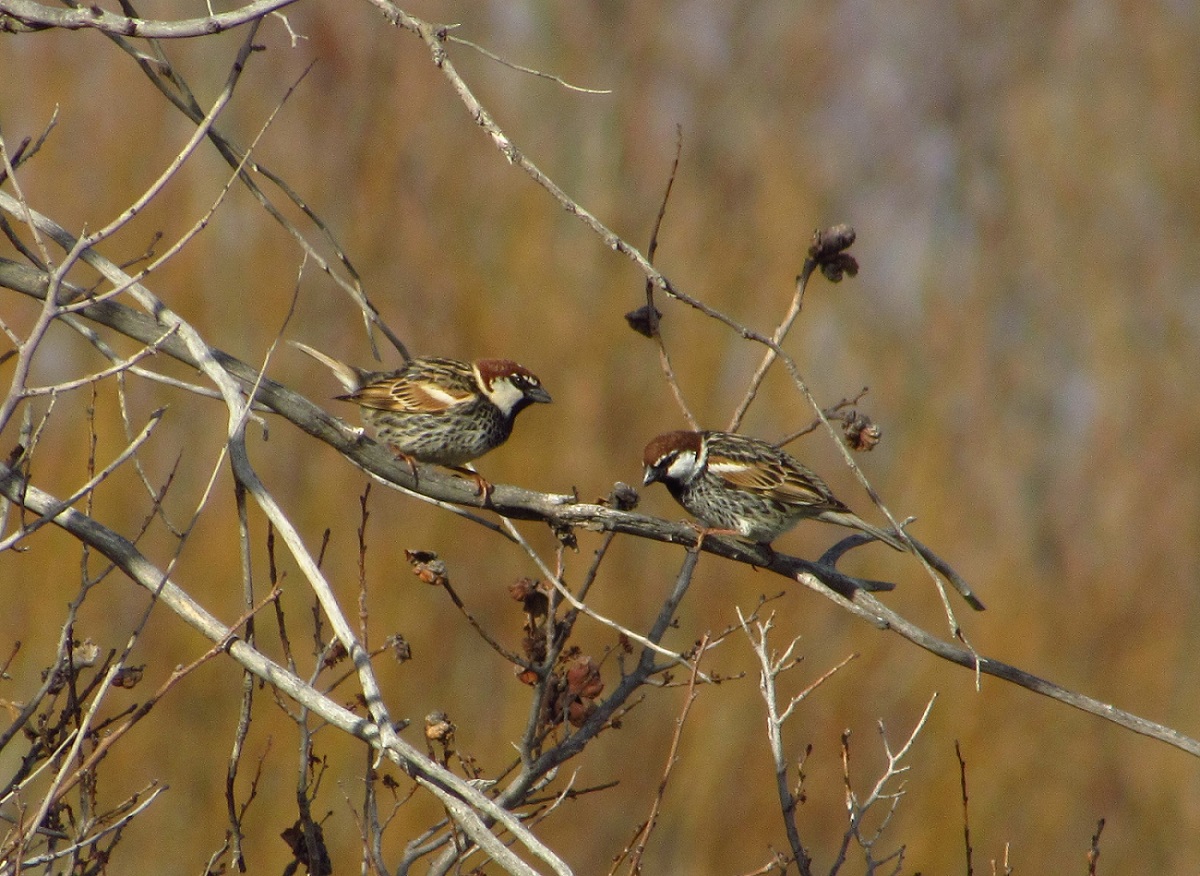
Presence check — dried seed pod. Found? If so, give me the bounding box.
[608,481,640,511]
[624,304,663,338]
[385,634,412,663]
[565,656,604,699]
[808,225,859,282]
[111,665,144,689]
[405,549,448,587]
[424,710,456,744]
[843,411,882,451]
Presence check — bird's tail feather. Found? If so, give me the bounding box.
[820,510,986,611]
[820,510,909,552]
[289,341,363,394]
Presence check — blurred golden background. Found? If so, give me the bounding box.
[3,1,1200,872]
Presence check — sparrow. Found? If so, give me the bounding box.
[643,430,985,609]
[642,429,905,548]
[292,342,550,493]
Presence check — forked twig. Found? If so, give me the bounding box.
[835,696,936,872]
[739,608,860,876]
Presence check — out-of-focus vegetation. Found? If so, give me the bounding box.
[2,2,1199,873]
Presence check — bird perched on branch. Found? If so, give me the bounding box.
[292,342,550,495]
[642,429,984,609]
[642,429,903,547]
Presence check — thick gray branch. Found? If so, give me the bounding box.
[0,0,298,38]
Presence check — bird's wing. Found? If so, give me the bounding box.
[349,375,475,413]
[706,454,836,509]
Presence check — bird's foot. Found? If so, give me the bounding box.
[447,464,493,501]
[386,446,421,486]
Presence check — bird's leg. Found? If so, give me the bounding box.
[445,464,493,501]
[385,445,420,486]
[682,520,743,553]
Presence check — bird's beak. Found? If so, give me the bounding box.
[527,386,552,405]
[642,465,660,487]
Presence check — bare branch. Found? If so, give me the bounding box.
[0,0,299,38]
[19,326,176,396]
[0,464,575,876]
[0,408,164,551]
[739,609,860,876]
[635,126,698,430]
[956,740,974,876]
[448,32,612,94]
[620,633,709,876]
[840,696,937,865]
[727,264,814,432]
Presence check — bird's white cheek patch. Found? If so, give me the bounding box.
[485,379,526,415]
[666,452,700,481]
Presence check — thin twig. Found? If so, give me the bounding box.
[436,574,529,668]
[498,516,710,677]
[956,740,974,876]
[775,389,870,447]
[448,33,612,94]
[0,408,164,552]
[1087,817,1104,876]
[621,633,709,876]
[19,326,177,395]
[642,126,698,430]
[728,264,814,432]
